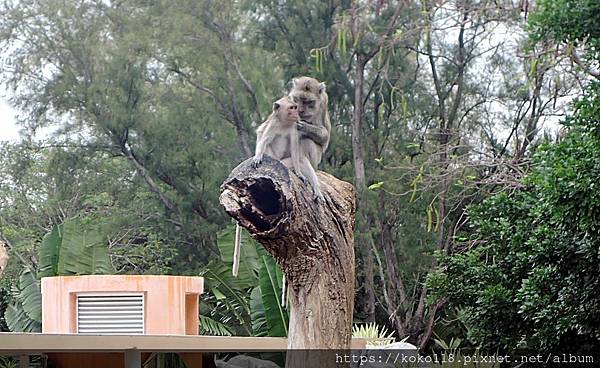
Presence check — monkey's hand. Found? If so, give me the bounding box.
[295,120,311,130]
[250,155,263,168]
[296,121,328,146]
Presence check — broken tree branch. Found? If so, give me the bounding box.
[219,157,355,366]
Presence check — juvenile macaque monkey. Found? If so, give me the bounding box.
[251,96,303,180]
[252,96,324,202]
[233,96,324,277]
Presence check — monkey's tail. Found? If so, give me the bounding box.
[233,223,242,277]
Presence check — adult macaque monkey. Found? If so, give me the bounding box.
[289,76,331,170]
[233,96,323,277]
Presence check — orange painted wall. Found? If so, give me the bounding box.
[41,275,203,335]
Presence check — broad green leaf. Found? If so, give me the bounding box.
[250,286,268,337]
[60,218,114,275]
[212,287,226,300]
[258,256,288,337]
[199,315,233,336]
[39,218,114,276]
[201,261,253,316]
[19,270,42,323]
[39,224,63,277]
[202,260,257,291]
[5,301,41,332]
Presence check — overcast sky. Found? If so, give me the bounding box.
[0,97,19,142]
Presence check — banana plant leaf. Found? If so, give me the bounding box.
[202,260,258,295]
[257,255,288,337]
[250,286,268,337]
[19,270,42,323]
[6,217,115,332]
[39,218,114,276]
[39,223,63,277]
[199,314,234,336]
[5,301,41,332]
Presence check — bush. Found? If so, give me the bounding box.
[429,86,600,355]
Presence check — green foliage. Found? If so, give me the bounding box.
[430,122,600,354]
[429,1,600,355]
[5,268,42,332]
[216,226,261,282]
[18,270,42,323]
[200,226,288,337]
[565,82,600,136]
[249,287,268,337]
[0,0,284,275]
[39,225,63,278]
[0,357,18,368]
[199,314,233,336]
[529,0,600,58]
[40,219,115,277]
[200,261,254,335]
[110,231,178,275]
[4,218,115,332]
[256,255,288,337]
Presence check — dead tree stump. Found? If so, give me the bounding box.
[219,156,355,356]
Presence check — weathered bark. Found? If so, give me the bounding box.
[0,240,8,277]
[352,53,376,323]
[219,157,355,366]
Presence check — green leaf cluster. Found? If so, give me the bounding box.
[199,226,288,337]
[529,0,600,59]
[429,116,600,354]
[5,218,115,332]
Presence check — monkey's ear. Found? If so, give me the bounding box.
[319,82,326,93]
[292,78,299,88]
[273,102,281,110]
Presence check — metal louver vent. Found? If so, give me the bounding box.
[77,294,144,335]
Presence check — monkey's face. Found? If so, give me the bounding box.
[285,102,300,123]
[294,96,317,123]
[289,77,326,124]
[273,97,299,124]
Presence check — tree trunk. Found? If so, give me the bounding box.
[219,157,355,367]
[352,54,376,322]
[352,55,366,190]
